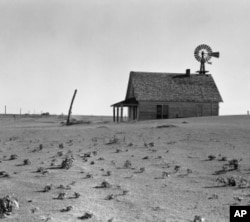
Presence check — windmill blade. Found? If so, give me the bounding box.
[208,52,220,58]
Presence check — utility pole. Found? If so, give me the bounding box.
[66,89,77,126]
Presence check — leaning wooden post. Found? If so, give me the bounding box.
[66,89,77,126]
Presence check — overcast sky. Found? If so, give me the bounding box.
[0,0,249,115]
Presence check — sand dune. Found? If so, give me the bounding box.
[0,115,249,222]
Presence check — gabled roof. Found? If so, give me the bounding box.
[125,71,223,103]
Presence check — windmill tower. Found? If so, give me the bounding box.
[194,44,220,74]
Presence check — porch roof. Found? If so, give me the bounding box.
[111,97,138,107]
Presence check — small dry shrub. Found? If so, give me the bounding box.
[106,170,112,176]
[216,176,248,187]
[78,212,93,220]
[227,177,237,186]
[74,192,80,199]
[57,151,63,157]
[0,195,19,217]
[57,192,66,200]
[123,160,132,169]
[193,215,205,222]
[57,184,71,190]
[61,157,74,169]
[228,159,239,170]
[83,173,93,179]
[94,180,111,189]
[208,155,216,161]
[135,167,145,174]
[161,172,170,178]
[219,156,227,161]
[60,206,73,212]
[148,142,154,147]
[10,154,18,160]
[83,152,91,158]
[174,165,181,172]
[105,194,115,200]
[0,171,9,178]
[43,184,52,192]
[38,144,43,150]
[105,136,119,145]
[37,167,47,174]
[23,159,31,165]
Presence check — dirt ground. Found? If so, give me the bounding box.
[0,115,249,222]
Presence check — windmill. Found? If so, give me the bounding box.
[194,44,220,74]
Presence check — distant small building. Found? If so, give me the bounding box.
[111,70,223,121]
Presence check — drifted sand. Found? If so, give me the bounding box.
[0,115,249,222]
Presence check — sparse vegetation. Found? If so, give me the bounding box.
[60,206,73,212]
[105,136,119,145]
[23,159,31,165]
[0,115,249,221]
[123,160,132,169]
[43,184,52,192]
[78,212,93,220]
[0,171,9,178]
[208,155,216,161]
[37,167,48,174]
[10,154,18,160]
[0,195,19,217]
[57,192,66,200]
[61,156,74,169]
[94,180,112,189]
[216,176,249,188]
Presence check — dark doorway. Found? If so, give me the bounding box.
[156,105,162,119]
[162,105,169,119]
[156,105,169,119]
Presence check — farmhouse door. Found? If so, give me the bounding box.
[156,105,169,119]
[156,105,162,119]
[162,105,169,119]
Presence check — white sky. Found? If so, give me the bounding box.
[0,0,249,115]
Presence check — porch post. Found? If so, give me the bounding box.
[116,107,119,122]
[137,105,139,120]
[121,105,123,122]
[113,106,116,122]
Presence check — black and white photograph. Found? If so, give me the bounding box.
[0,0,250,221]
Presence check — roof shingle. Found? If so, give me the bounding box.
[125,72,223,102]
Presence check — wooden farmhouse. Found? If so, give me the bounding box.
[111,69,223,122]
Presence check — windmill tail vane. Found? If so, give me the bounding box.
[194,44,220,74]
[207,52,220,58]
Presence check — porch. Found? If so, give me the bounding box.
[111,98,139,122]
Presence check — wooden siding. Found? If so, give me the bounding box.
[138,101,219,120]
